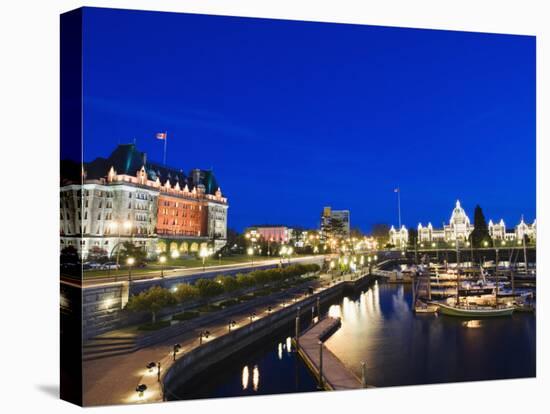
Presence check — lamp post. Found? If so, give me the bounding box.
[127,257,135,283]
[287,247,293,264]
[279,246,286,266]
[159,255,166,279]
[247,247,254,265]
[171,249,179,260]
[200,247,208,272]
[199,330,210,345]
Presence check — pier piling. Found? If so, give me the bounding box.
[295,306,301,351]
[318,341,324,389]
[316,296,321,320]
[361,361,367,388]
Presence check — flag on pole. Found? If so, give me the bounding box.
[156,132,167,140]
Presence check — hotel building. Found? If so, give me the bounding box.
[60,144,228,259]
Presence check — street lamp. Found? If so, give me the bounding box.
[171,250,180,260]
[173,343,181,361]
[159,255,166,278]
[247,247,254,265]
[135,384,147,398]
[199,330,210,345]
[127,257,135,282]
[199,247,209,272]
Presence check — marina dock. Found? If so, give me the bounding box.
[296,317,370,390]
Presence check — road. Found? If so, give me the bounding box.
[72,255,327,288]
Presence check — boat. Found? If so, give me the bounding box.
[414,302,439,313]
[436,302,514,317]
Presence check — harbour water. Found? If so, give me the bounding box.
[168,281,535,400]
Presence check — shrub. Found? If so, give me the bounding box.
[197,304,221,313]
[219,299,238,308]
[172,310,200,321]
[126,286,177,324]
[236,273,254,288]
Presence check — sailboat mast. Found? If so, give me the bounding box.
[455,227,460,305]
[521,215,528,276]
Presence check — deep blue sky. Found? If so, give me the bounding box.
[80,7,536,232]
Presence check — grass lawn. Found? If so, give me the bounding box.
[82,254,309,279]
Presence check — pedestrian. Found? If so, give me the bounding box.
[157,362,161,382]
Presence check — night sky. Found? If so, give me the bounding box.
[79,7,536,232]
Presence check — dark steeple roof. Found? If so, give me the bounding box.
[81,144,220,195]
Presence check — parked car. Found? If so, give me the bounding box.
[101,262,120,270]
[84,261,103,269]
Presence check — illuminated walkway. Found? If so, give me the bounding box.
[83,271,366,405]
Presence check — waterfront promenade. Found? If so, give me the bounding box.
[83,270,370,405]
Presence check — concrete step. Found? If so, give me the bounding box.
[87,334,136,341]
[84,339,135,348]
[83,347,138,361]
[83,343,136,354]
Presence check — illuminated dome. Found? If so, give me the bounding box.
[449,200,470,226]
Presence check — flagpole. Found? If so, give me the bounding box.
[163,131,168,166]
[397,187,402,229]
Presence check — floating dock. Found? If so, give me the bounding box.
[296,317,371,390]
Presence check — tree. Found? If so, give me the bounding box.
[88,246,108,262]
[236,273,254,288]
[371,223,390,246]
[215,275,240,292]
[471,205,491,247]
[60,245,79,264]
[195,278,224,301]
[350,227,364,239]
[325,217,346,237]
[119,241,147,264]
[126,286,176,324]
[408,227,418,248]
[174,284,199,304]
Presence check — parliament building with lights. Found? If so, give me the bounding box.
[60,144,228,259]
[389,200,536,247]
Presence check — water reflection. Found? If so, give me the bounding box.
[241,366,249,390]
[325,283,535,387]
[169,282,534,399]
[286,337,292,354]
[463,320,482,329]
[252,365,259,391]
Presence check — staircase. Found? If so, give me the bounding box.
[83,335,138,361]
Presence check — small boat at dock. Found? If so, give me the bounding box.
[436,302,514,317]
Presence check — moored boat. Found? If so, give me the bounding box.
[437,302,514,317]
